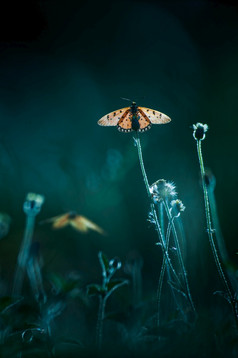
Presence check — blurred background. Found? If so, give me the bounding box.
[0,0,238,310]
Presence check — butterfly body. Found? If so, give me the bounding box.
[130,101,140,131]
[98,101,171,133]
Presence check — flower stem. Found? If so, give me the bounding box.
[196,140,238,325]
[135,133,150,197]
[13,215,36,296]
[163,200,196,315]
[96,295,106,350]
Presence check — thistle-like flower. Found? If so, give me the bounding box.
[192,123,208,141]
[23,193,45,216]
[170,199,185,218]
[149,179,177,203]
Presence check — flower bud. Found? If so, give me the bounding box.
[192,123,208,141]
[170,199,185,218]
[23,193,45,216]
[109,257,122,271]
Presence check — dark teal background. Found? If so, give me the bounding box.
[0,0,238,303]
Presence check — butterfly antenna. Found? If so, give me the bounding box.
[120,97,132,102]
[120,96,145,103]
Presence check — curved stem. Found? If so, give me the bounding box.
[163,200,196,314]
[135,133,150,197]
[196,140,238,325]
[157,221,172,327]
[13,215,36,296]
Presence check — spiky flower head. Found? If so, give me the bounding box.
[23,193,45,216]
[193,123,208,141]
[170,199,185,218]
[149,179,177,203]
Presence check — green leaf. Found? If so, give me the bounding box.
[49,273,80,295]
[98,251,109,277]
[87,284,105,296]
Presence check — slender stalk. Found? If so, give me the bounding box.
[13,215,35,296]
[96,295,106,350]
[176,217,187,260]
[13,193,44,297]
[208,186,238,291]
[163,200,196,314]
[157,221,172,326]
[135,133,150,197]
[159,202,165,240]
[26,249,46,304]
[196,140,238,325]
[157,209,187,326]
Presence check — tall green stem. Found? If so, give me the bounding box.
[196,140,238,325]
[135,133,150,197]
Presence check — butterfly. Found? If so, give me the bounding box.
[40,211,105,235]
[98,101,171,133]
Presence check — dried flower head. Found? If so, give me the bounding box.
[170,199,185,218]
[149,179,177,203]
[193,123,208,141]
[23,193,45,216]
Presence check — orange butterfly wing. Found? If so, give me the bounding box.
[70,216,105,235]
[98,107,130,126]
[138,107,171,124]
[117,109,133,132]
[44,213,70,229]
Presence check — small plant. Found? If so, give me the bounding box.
[134,134,196,325]
[13,193,45,296]
[87,251,128,350]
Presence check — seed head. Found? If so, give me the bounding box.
[170,199,185,218]
[149,179,177,202]
[193,123,208,141]
[23,193,45,216]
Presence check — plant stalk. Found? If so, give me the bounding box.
[196,140,238,326]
